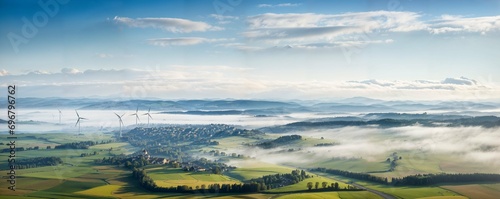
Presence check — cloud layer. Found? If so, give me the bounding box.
[147,37,231,46]
[1,68,498,100]
[113,16,221,33]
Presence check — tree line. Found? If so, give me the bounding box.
[312,168,500,186]
[54,140,112,150]
[12,157,63,169]
[311,168,388,184]
[255,135,302,149]
[248,169,309,189]
[131,169,310,193]
[391,173,500,186]
[132,168,262,193]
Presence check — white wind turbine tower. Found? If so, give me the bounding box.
[115,112,125,137]
[75,110,87,134]
[130,107,140,125]
[143,107,153,127]
[58,109,62,124]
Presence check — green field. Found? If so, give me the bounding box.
[441,183,500,199]
[148,168,241,188]
[77,184,122,197]
[268,175,348,192]
[1,131,497,199]
[318,172,463,199]
[275,192,340,199]
[274,191,382,199]
[338,191,384,199]
[226,160,295,181]
[311,158,389,173]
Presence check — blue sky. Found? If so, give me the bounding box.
[0,0,499,100]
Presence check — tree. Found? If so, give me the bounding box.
[322,181,327,189]
[315,182,319,189]
[213,166,222,174]
[334,182,339,190]
[301,170,307,178]
[307,182,313,190]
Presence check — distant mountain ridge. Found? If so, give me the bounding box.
[16,98,499,115]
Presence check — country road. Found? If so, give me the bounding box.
[352,183,397,199]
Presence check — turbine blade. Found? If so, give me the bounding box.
[114,112,120,118]
[75,118,80,126]
[121,113,126,118]
[75,110,80,117]
[148,107,151,113]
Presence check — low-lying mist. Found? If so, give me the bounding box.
[227,126,500,173]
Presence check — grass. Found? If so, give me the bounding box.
[338,191,383,199]
[200,136,260,151]
[166,193,271,199]
[147,168,240,188]
[42,180,106,193]
[226,160,295,181]
[275,191,340,199]
[418,197,468,199]
[77,184,122,197]
[441,183,500,199]
[319,172,462,199]
[310,158,389,173]
[20,165,96,179]
[267,175,348,193]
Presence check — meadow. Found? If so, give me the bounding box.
[147,168,241,188]
[226,160,296,181]
[267,174,349,192]
[317,172,465,199]
[441,183,500,199]
[2,126,499,199]
[274,191,384,199]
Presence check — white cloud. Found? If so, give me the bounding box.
[347,77,483,90]
[0,69,9,76]
[61,68,81,74]
[96,53,114,58]
[209,14,239,24]
[442,77,477,85]
[242,12,500,50]
[243,11,425,49]
[1,67,498,101]
[258,3,301,8]
[429,15,500,34]
[147,37,232,46]
[113,16,222,33]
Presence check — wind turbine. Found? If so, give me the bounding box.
[142,107,153,127]
[75,110,87,134]
[115,112,125,137]
[130,107,140,125]
[58,109,62,124]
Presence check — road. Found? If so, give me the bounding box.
[352,183,396,199]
